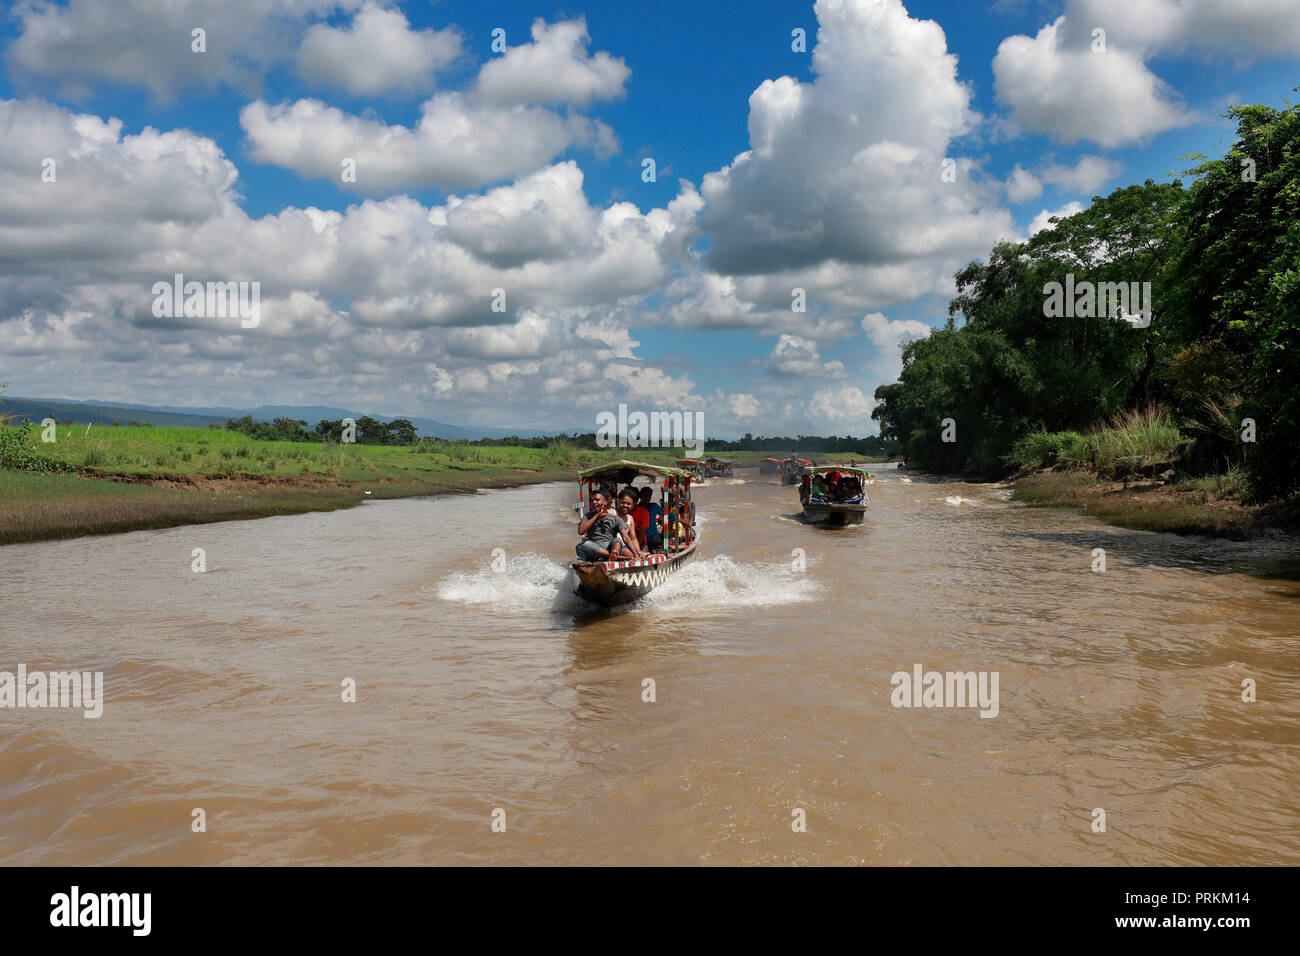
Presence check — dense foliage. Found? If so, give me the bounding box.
[872,102,1300,500]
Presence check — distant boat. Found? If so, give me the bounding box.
[570,460,698,607]
[759,457,781,475]
[798,465,871,526]
[780,457,811,485]
[704,456,734,478]
[675,457,707,480]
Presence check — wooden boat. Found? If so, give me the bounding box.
[675,457,707,480]
[759,457,781,475]
[780,456,811,485]
[705,457,734,478]
[799,465,871,526]
[570,460,699,607]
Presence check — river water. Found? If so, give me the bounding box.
[3,464,1298,865]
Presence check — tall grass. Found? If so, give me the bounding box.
[1007,406,1189,477]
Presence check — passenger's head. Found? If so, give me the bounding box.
[639,487,653,504]
[617,490,638,512]
[590,490,608,510]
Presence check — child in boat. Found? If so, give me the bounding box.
[576,490,637,562]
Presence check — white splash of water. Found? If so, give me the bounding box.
[435,552,819,614]
[641,554,821,610]
[436,552,583,612]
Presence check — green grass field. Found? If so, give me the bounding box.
[0,424,700,545]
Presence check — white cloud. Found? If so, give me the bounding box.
[767,334,835,376]
[990,0,1300,147]
[476,18,629,107]
[242,17,628,193]
[860,312,931,350]
[698,0,1014,284]
[1004,164,1043,202]
[807,385,875,425]
[1039,154,1123,193]
[240,95,616,193]
[7,0,343,99]
[1028,201,1086,236]
[0,97,701,429]
[993,17,1192,146]
[296,2,461,95]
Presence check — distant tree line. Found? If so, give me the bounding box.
[221,415,418,445]
[443,431,896,454]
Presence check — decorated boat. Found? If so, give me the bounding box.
[759,457,781,475]
[705,457,734,477]
[570,460,699,606]
[675,457,707,480]
[798,465,871,526]
[780,456,811,485]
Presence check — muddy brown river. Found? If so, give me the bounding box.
[3,464,1299,865]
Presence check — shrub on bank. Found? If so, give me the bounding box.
[1006,407,1190,478]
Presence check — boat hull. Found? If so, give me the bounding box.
[802,502,867,526]
[571,544,698,606]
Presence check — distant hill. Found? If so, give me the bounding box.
[0,396,564,440]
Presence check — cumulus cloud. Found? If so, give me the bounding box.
[698,0,1014,286]
[296,2,462,95]
[1028,201,1086,236]
[476,18,630,107]
[766,334,844,377]
[807,385,875,426]
[993,18,1191,146]
[1004,164,1043,202]
[1039,154,1123,193]
[240,95,616,193]
[242,17,626,192]
[6,0,343,99]
[0,97,701,428]
[991,0,1298,146]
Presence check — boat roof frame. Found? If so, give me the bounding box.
[578,459,690,480]
[805,465,872,477]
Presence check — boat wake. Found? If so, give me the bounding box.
[640,555,820,610]
[434,552,819,615]
[435,552,586,613]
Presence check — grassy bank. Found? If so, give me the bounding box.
[0,424,674,546]
[1002,406,1300,538]
[1012,470,1299,538]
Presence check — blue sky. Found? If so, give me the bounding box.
[1,0,1297,436]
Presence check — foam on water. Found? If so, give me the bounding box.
[640,554,821,610]
[435,552,584,612]
[435,551,819,615]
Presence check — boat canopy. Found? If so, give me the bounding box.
[761,457,780,462]
[578,460,689,482]
[706,457,731,464]
[806,465,871,477]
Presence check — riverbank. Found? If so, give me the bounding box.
[1012,469,1300,539]
[0,464,588,546]
[0,423,646,545]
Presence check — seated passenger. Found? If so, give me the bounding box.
[639,487,664,552]
[575,490,634,562]
[616,489,647,559]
